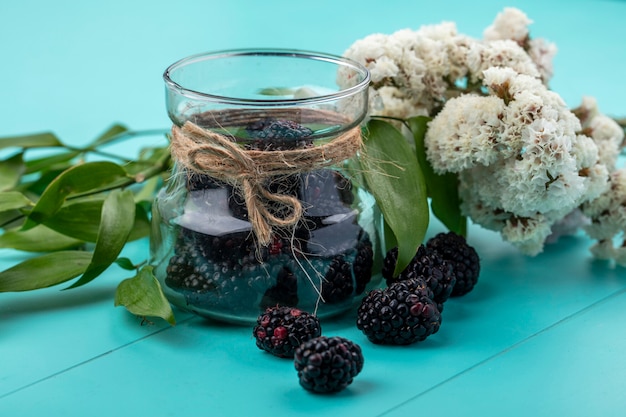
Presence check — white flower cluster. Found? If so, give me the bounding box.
[341,7,626,263]
[580,169,626,266]
[483,7,557,82]
[574,96,625,171]
[426,67,612,255]
[575,98,626,265]
[338,8,554,120]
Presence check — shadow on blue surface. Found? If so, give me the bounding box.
[2,286,115,318]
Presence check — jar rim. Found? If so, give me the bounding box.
[163,48,370,107]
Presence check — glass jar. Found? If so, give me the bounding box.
[151,49,381,324]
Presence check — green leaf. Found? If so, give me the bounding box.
[130,202,152,240]
[134,176,161,203]
[0,153,26,191]
[43,198,150,242]
[65,189,136,289]
[90,124,129,147]
[0,225,83,251]
[21,168,68,196]
[0,251,92,292]
[0,132,62,150]
[0,191,33,212]
[115,265,175,325]
[0,210,22,229]
[24,151,80,175]
[408,116,467,236]
[361,120,429,276]
[22,161,128,230]
[42,199,103,242]
[124,146,171,177]
[149,200,164,260]
[114,257,137,271]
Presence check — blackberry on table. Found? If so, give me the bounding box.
[294,336,364,394]
[382,246,456,312]
[253,306,321,358]
[381,246,400,282]
[357,278,441,345]
[427,232,480,297]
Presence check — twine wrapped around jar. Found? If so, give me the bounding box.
[169,109,363,246]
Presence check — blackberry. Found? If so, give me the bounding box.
[165,228,270,311]
[230,169,354,224]
[427,232,480,297]
[301,170,354,218]
[210,262,262,310]
[253,306,321,358]
[205,232,252,265]
[321,255,354,304]
[226,186,250,221]
[294,336,364,394]
[260,266,299,309]
[183,169,223,192]
[165,232,215,291]
[228,175,303,222]
[246,119,313,150]
[382,246,455,312]
[353,235,374,295]
[356,278,441,345]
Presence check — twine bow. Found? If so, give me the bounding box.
[170,119,362,246]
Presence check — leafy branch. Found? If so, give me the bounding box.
[0,124,175,324]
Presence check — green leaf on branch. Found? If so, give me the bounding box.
[0,131,62,150]
[43,199,104,242]
[0,251,92,292]
[0,225,83,251]
[114,257,137,271]
[89,124,129,147]
[0,191,33,212]
[0,153,25,191]
[408,116,467,236]
[24,151,80,175]
[361,119,429,276]
[44,198,150,243]
[115,265,176,325]
[22,161,128,230]
[65,189,136,289]
[21,168,69,196]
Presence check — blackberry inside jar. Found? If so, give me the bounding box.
[154,49,379,323]
[151,115,380,323]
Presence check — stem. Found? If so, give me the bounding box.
[1,151,172,229]
[97,128,170,146]
[66,128,170,163]
[0,214,25,229]
[68,152,171,201]
[63,146,133,163]
[369,115,413,131]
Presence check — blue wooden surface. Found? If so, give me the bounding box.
[1,1,625,416]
